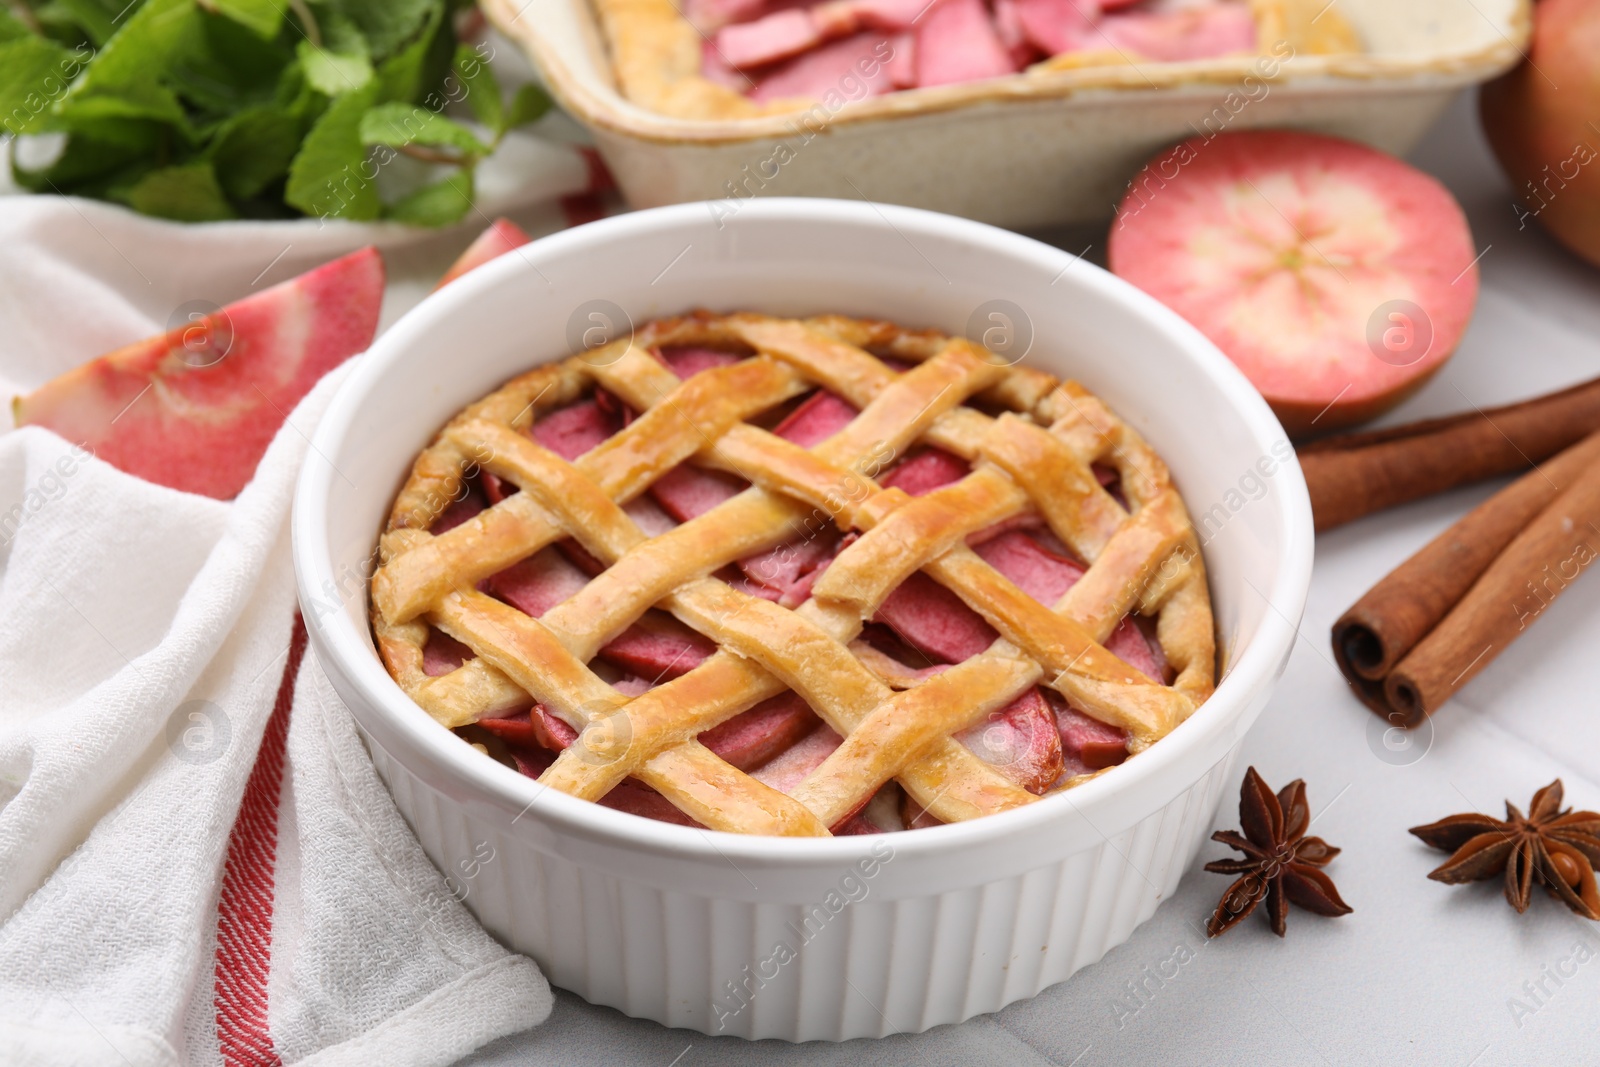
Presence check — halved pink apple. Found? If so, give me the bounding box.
[1109,130,1479,436]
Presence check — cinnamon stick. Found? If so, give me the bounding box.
[1340,446,1600,727]
[1332,431,1600,718]
[1299,375,1600,531]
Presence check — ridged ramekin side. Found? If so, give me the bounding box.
[366,732,1241,1041]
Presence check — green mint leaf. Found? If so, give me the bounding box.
[53,88,186,126]
[0,36,75,137]
[373,4,445,104]
[451,43,501,135]
[209,106,302,198]
[296,39,373,96]
[120,160,236,221]
[10,118,162,193]
[209,0,283,39]
[0,8,32,42]
[311,0,440,61]
[505,83,551,130]
[52,0,125,47]
[359,102,487,157]
[274,57,325,123]
[385,167,472,226]
[10,0,507,226]
[169,9,292,115]
[59,0,196,127]
[316,10,367,56]
[284,80,380,220]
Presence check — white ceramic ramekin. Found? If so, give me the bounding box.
[482,0,1528,229]
[293,199,1313,1041]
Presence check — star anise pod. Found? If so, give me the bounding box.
[1204,766,1354,937]
[1410,779,1600,919]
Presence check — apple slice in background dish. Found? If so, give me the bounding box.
[913,0,1017,87]
[717,9,824,70]
[1098,5,1259,62]
[1109,130,1480,437]
[1010,0,1097,59]
[435,218,532,290]
[12,247,385,499]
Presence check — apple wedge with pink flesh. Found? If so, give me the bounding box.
[435,218,532,290]
[1109,130,1479,436]
[12,247,385,499]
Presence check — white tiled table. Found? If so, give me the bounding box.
[462,91,1600,1067]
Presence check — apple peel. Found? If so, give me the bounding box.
[435,218,532,290]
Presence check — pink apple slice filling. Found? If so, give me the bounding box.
[955,687,1065,792]
[422,630,476,677]
[1011,0,1098,57]
[654,344,749,378]
[749,32,898,103]
[746,723,896,833]
[699,691,823,770]
[479,545,591,616]
[487,687,816,774]
[717,8,823,68]
[595,612,718,680]
[649,465,749,523]
[530,389,631,460]
[878,446,972,496]
[649,385,858,602]
[818,0,930,34]
[1098,4,1257,62]
[432,481,491,534]
[771,387,859,446]
[913,0,1017,86]
[991,0,1039,65]
[702,39,752,89]
[885,31,917,87]
[1048,690,1131,773]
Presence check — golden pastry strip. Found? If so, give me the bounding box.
[634,740,832,837]
[789,654,1044,828]
[983,412,1126,560]
[372,312,1216,834]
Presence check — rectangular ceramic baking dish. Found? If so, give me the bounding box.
[482,0,1529,228]
[292,198,1315,1040]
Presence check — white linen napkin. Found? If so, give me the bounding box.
[0,135,597,1065]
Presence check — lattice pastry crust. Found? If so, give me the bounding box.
[370,312,1215,836]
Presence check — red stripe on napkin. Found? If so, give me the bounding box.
[213,617,307,1066]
